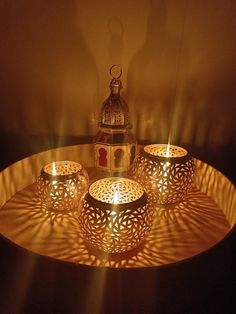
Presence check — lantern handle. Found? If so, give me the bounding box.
[110,64,122,79]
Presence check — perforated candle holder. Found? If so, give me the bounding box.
[37,161,89,211]
[79,177,154,253]
[131,144,195,205]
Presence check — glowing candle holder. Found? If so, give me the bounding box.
[37,161,89,211]
[79,177,154,253]
[131,144,195,205]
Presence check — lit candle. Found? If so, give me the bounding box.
[113,191,119,205]
[131,144,195,205]
[161,143,170,182]
[52,161,57,175]
[78,177,154,253]
[51,161,57,187]
[37,161,89,211]
[166,142,170,158]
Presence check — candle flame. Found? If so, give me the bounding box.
[52,162,57,175]
[166,143,170,158]
[113,192,119,204]
[166,130,172,158]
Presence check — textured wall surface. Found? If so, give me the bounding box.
[0,0,235,151]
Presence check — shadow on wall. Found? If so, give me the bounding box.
[179,76,236,151]
[126,0,184,143]
[175,0,236,152]
[107,17,124,67]
[0,0,99,142]
[126,0,236,153]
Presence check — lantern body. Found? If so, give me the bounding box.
[37,161,89,211]
[131,144,195,205]
[94,66,136,175]
[95,126,136,174]
[79,177,154,253]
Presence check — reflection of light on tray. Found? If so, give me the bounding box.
[0,144,235,269]
[0,181,231,268]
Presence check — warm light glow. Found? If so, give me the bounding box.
[144,144,187,158]
[163,161,170,175]
[166,143,170,158]
[164,136,171,180]
[133,144,195,204]
[52,162,57,176]
[89,177,144,204]
[164,136,170,176]
[38,161,89,211]
[113,192,119,204]
[166,130,172,157]
[79,177,153,253]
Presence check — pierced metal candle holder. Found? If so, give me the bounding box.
[131,144,195,205]
[37,161,89,211]
[79,177,154,253]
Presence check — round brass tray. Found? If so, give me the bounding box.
[0,144,235,268]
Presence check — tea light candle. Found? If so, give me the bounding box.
[131,144,195,204]
[37,161,89,211]
[78,177,154,253]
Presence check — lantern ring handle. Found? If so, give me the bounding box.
[110,64,122,79]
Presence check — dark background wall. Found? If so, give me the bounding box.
[0,2,235,313]
[1,0,236,142]
[0,0,235,181]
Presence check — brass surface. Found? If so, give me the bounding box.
[79,178,152,253]
[131,145,195,204]
[0,144,235,268]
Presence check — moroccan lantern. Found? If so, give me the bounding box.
[94,65,136,175]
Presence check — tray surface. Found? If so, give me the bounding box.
[0,144,235,268]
